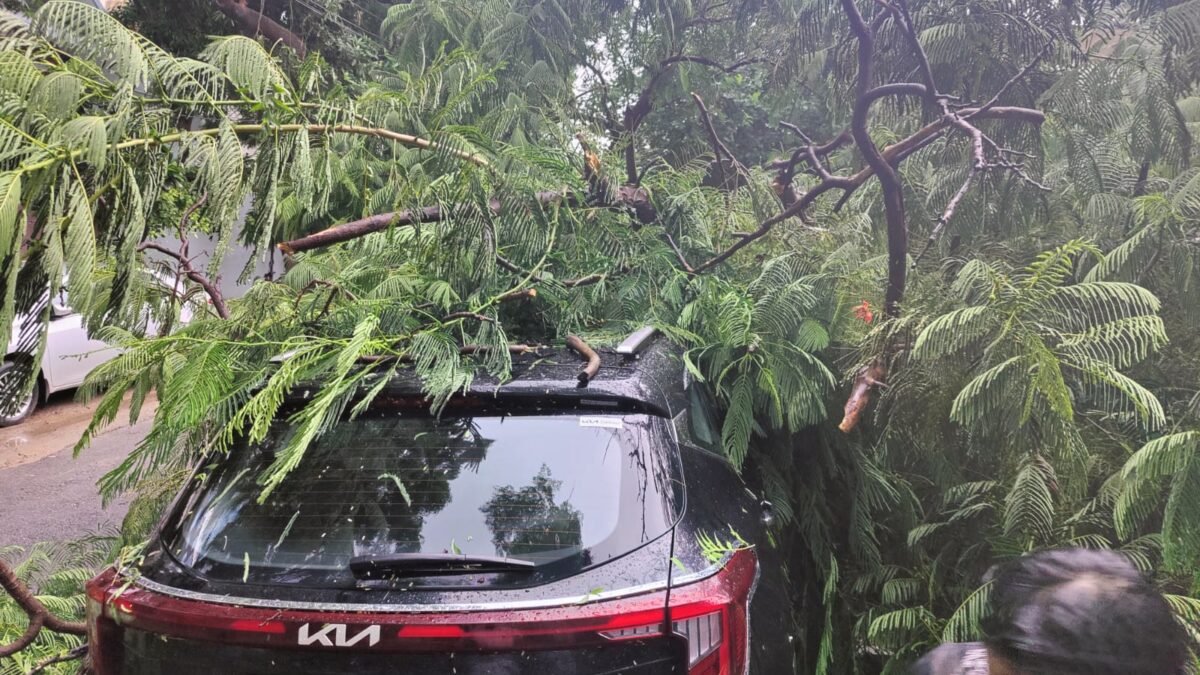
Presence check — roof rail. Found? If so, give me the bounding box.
[616,326,658,357]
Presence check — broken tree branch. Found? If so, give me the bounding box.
[279,192,576,254]
[966,38,1055,121]
[139,242,230,319]
[825,0,1051,432]
[0,558,86,659]
[566,334,601,386]
[692,92,752,189]
[621,54,764,184]
[839,359,887,433]
[212,0,307,56]
[915,167,979,264]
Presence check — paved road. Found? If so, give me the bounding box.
[0,233,263,549]
[0,402,148,548]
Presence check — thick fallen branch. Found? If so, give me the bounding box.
[826,0,1052,432]
[566,335,601,386]
[0,558,86,659]
[279,191,574,254]
[839,359,887,433]
[212,0,307,57]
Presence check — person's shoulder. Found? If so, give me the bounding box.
[911,642,986,675]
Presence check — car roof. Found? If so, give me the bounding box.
[352,335,688,417]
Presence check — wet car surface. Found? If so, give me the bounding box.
[86,331,797,674]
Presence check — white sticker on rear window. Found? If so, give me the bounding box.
[579,416,624,429]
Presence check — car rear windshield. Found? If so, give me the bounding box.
[164,402,682,587]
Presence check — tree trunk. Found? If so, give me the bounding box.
[211,0,307,57]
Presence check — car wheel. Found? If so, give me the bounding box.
[0,362,39,427]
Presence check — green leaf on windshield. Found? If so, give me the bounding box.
[378,473,412,506]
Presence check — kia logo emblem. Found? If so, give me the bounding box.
[297,623,381,647]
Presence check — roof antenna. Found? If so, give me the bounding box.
[566,335,601,387]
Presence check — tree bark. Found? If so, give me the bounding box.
[839,359,887,433]
[0,558,86,658]
[279,192,580,254]
[211,0,307,57]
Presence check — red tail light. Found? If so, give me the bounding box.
[86,549,756,675]
[593,550,755,674]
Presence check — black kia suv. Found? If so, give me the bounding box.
[86,328,796,674]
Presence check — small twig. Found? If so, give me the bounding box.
[495,254,616,288]
[664,232,696,273]
[28,644,88,675]
[137,241,230,319]
[966,38,1055,121]
[357,344,539,365]
[915,167,979,264]
[442,311,495,324]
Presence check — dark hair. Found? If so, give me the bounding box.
[981,548,1189,675]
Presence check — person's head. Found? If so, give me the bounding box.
[981,548,1189,675]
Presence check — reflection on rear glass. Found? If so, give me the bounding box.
[168,412,677,586]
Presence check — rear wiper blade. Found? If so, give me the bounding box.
[349,553,537,579]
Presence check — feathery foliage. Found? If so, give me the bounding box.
[2,0,1200,672]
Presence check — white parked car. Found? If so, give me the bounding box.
[0,276,197,426]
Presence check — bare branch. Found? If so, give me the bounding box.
[694,105,1043,275]
[892,0,938,96]
[843,0,909,318]
[691,92,752,189]
[442,311,496,324]
[0,558,86,659]
[139,242,230,319]
[915,167,979,264]
[966,38,1055,121]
